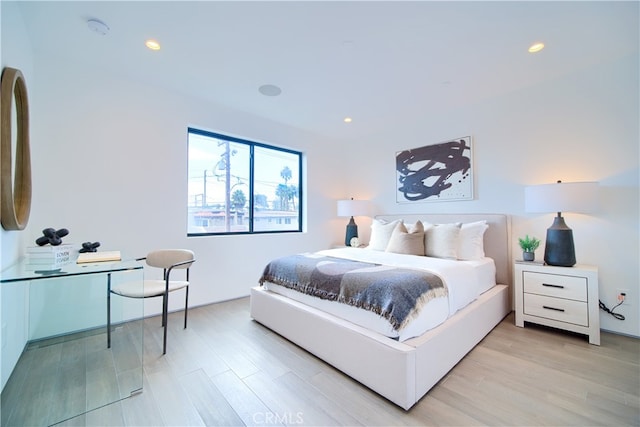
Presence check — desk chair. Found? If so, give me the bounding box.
[108,249,195,354]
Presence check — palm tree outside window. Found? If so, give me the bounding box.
[187,128,303,235]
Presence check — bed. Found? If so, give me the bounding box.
[250,213,511,410]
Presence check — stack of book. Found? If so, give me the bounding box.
[25,244,75,270]
[76,250,121,264]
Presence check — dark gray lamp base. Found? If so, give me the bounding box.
[345,217,358,246]
[544,214,576,267]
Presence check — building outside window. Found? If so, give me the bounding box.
[187,128,302,235]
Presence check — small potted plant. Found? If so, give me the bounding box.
[518,235,541,262]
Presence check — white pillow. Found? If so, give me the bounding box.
[425,222,461,259]
[458,221,489,260]
[368,219,402,251]
[385,221,425,256]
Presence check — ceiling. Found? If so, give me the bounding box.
[13,1,639,141]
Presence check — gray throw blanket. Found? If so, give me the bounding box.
[259,254,448,331]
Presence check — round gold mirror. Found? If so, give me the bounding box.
[1,67,32,230]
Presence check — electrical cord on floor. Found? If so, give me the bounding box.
[599,299,625,320]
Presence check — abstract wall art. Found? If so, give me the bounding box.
[396,136,473,203]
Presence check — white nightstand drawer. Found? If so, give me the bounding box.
[523,271,587,301]
[524,293,588,326]
[515,263,599,345]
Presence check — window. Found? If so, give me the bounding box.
[187,128,302,235]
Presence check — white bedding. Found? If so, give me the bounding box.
[261,247,496,341]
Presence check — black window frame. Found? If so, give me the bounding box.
[187,127,303,236]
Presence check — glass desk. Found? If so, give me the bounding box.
[1,258,144,425]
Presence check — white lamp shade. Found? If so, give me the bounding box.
[525,182,598,213]
[337,199,370,217]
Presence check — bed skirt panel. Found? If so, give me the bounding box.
[408,284,510,397]
[251,283,510,410]
[250,286,417,409]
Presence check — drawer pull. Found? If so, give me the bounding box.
[543,305,565,312]
[542,283,565,289]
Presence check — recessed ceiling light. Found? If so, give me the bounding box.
[258,84,282,97]
[343,117,352,123]
[528,42,545,53]
[145,39,161,51]
[87,19,109,36]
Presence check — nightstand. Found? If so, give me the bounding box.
[514,262,600,345]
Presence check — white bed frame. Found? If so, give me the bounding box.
[250,214,511,410]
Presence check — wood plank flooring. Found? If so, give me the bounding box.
[2,297,638,426]
[1,321,143,426]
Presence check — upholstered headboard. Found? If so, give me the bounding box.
[375,213,511,286]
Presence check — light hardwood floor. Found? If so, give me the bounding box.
[3,297,639,426]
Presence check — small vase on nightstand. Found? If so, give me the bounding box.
[523,251,535,262]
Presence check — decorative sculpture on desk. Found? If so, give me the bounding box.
[35,227,69,246]
[79,241,101,253]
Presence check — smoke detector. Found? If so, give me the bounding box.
[87,19,110,36]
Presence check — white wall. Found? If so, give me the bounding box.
[345,52,639,338]
[24,53,348,312]
[0,1,35,391]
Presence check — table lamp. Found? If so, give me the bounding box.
[337,198,370,246]
[525,181,598,267]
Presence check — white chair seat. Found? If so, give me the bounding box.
[108,248,195,355]
[112,279,189,298]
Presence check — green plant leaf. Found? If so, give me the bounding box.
[518,234,540,251]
